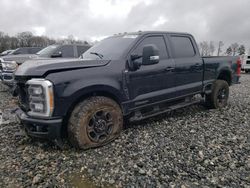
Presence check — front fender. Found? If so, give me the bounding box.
[45,60,126,117]
[53,78,125,117]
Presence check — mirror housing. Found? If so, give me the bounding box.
[51,51,62,58]
[142,44,159,65]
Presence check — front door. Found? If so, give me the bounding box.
[127,35,176,109]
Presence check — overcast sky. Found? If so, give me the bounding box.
[0,0,249,49]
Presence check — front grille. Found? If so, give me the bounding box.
[15,75,30,84]
[15,76,33,112]
[15,76,30,112]
[246,60,250,65]
[17,83,30,112]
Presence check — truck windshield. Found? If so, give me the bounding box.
[81,35,138,60]
[36,45,59,57]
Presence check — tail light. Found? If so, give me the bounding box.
[236,58,241,76]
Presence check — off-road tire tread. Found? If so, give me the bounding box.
[205,80,229,109]
[68,96,123,149]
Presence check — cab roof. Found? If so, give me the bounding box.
[113,31,191,36]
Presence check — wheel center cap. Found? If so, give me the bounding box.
[95,119,107,132]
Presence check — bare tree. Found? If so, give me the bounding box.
[226,47,232,56]
[199,41,210,56]
[238,45,245,55]
[0,31,89,53]
[217,41,224,56]
[231,43,239,56]
[209,41,215,56]
[17,31,33,47]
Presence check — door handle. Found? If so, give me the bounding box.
[164,67,175,72]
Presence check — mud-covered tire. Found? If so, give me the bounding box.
[68,96,123,149]
[205,80,229,109]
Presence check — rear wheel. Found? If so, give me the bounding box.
[205,80,229,109]
[68,96,123,149]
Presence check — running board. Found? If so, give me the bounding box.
[129,99,202,122]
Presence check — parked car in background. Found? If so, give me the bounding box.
[0,44,91,85]
[241,55,250,73]
[8,47,43,55]
[0,47,44,69]
[14,31,241,149]
[0,49,14,56]
[35,44,91,59]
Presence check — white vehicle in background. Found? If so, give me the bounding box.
[242,55,250,73]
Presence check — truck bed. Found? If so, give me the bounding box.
[202,56,240,85]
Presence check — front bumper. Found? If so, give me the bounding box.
[16,108,63,140]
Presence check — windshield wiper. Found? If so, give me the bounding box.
[90,52,104,59]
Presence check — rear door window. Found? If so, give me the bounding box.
[170,36,195,58]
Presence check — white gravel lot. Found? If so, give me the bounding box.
[0,74,249,187]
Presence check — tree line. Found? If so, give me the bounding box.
[199,41,246,56]
[0,31,248,56]
[0,31,89,53]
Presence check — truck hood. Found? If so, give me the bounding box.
[15,58,110,77]
[1,54,38,64]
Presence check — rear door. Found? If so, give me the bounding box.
[168,34,203,97]
[127,34,176,108]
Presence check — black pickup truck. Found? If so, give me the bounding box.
[15,31,241,149]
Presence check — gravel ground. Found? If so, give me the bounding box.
[0,75,249,187]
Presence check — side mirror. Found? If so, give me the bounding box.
[51,51,62,58]
[142,44,159,65]
[130,54,142,70]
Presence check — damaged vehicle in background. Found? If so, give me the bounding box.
[0,47,43,61]
[0,49,15,56]
[0,44,91,85]
[0,47,43,81]
[1,47,43,57]
[15,31,241,149]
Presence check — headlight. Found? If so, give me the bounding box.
[27,79,54,117]
[2,61,18,72]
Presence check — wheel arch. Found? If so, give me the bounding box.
[60,85,124,138]
[217,69,232,86]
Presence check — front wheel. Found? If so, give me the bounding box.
[68,96,123,149]
[205,80,229,109]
